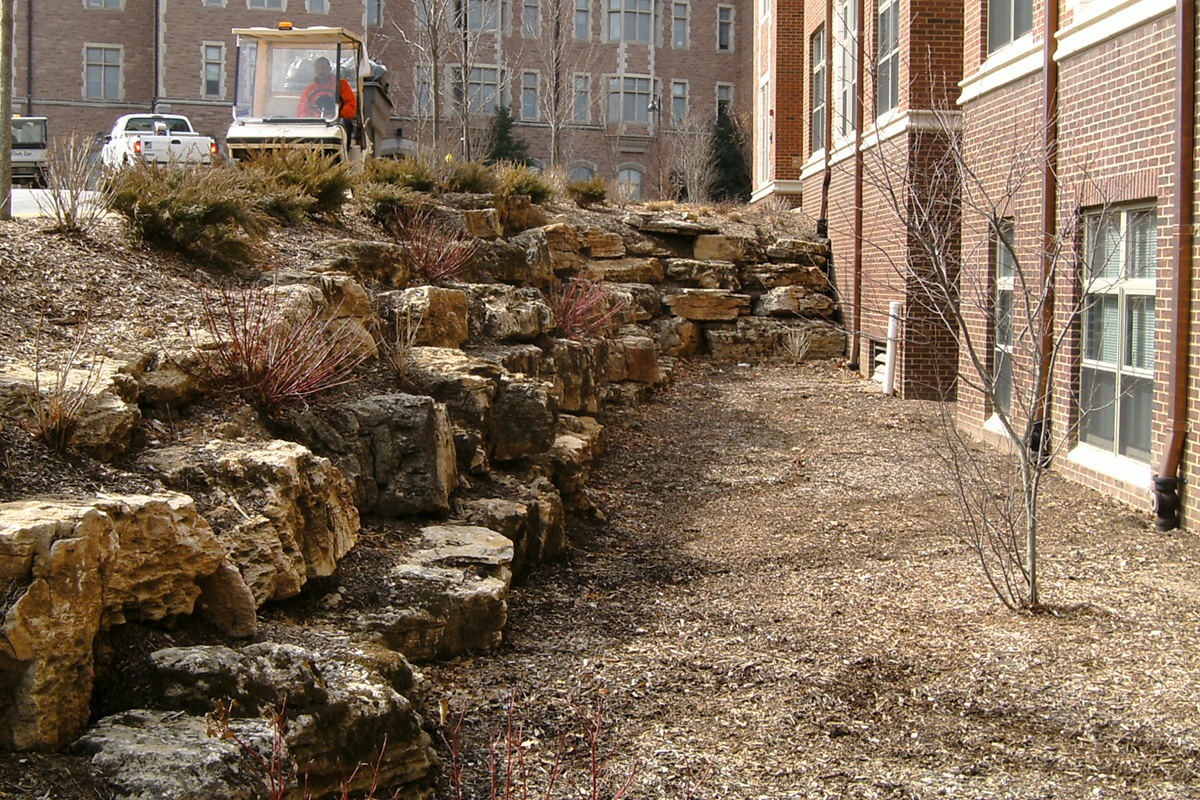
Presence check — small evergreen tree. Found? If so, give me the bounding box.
[485,105,532,165]
[709,108,751,202]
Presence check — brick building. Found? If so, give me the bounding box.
[12,0,753,191]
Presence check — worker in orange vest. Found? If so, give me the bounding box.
[298,57,357,121]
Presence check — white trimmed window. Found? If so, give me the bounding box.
[569,162,595,181]
[834,0,857,139]
[672,2,689,48]
[307,0,328,12]
[608,75,652,123]
[522,71,540,120]
[202,42,225,98]
[461,0,501,31]
[575,0,591,39]
[367,0,381,24]
[415,65,434,116]
[607,0,652,42]
[811,26,825,151]
[573,73,591,123]
[988,0,1033,53]
[716,83,733,116]
[876,0,899,115]
[248,0,285,8]
[1079,205,1158,463]
[671,80,688,125]
[453,65,503,113]
[618,166,644,200]
[86,0,123,8]
[202,0,226,7]
[993,219,1015,416]
[84,45,122,100]
[523,0,540,36]
[717,5,734,51]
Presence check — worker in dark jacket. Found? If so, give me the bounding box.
[298,57,357,121]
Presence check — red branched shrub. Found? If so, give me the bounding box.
[544,277,628,340]
[391,208,479,284]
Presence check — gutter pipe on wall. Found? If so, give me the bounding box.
[817,0,834,237]
[1153,0,1196,532]
[25,0,32,114]
[849,0,866,370]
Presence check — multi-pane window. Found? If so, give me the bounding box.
[575,0,590,39]
[308,0,328,11]
[455,66,502,113]
[248,0,285,8]
[758,81,769,182]
[993,220,1016,416]
[203,0,226,6]
[86,0,122,8]
[415,65,434,116]
[876,0,899,115]
[1080,206,1158,463]
[462,0,501,31]
[203,43,224,98]
[811,26,825,152]
[618,167,644,200]
[608,75,651,123]
[672,2,689,48]
[835,0,857,138]
[716,83,733,116]
[367,0,382,24]
[988,0,1033,53]
[569,164,595,181]
[523,0,540,36]
[522,72,540,120]
[671,80,688,125]
[607,0,652,43]
[85,46,121,100]
[573,74,591,122]
[717,5,734,51]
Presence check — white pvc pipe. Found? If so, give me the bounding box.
[883,301,902,396]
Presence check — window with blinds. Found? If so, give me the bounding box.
[1079,205,1158,462]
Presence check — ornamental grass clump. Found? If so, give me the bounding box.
[545,277,627,340]
[193,285,369,417]
[390,208,478,284]
[497,161,555,205]
[27,313,104,452]
[108,162,268,269]
[243,148,354,218]
[443,159,499,194]
[356,181,422,227]
[364,156,438,192]
[566,176,608,208]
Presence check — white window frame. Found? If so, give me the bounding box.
[573,72,592,123]
[248,0,285,8]
[670,79,688,126]
[876,0,899,115]
[715,82,733,117]
[757,78,770,182]
[521,70,540,121]
[607,73,653,124]
[607,0,652,43]
[523,0,540,36]
[671,1,689,48]
[717,4,734,51]
[461,0,502,31]
[992,219,1016,417]
[307,0,329,13]
[85,0,123,8]
[988,0,1034,54]
[202,0,227,7]
[202,41,226,99]
[575,0,591,39]
[834,0,857,140]
[83,44,122,101]
[452,64,504,114]
[811,25,826,152]
[1079,204,1159,464]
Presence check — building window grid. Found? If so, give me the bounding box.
[461,0,501,31]
[876,0,899,115]
[248,0,285,8]
[308,0,328,12]
[717,5,734,51]
[993,220,1016,416]
[573,73,591,123]
[454,65,503,113]
[522,71,540,120]
[203,42,224,98]
[670,80,688,125]
[415,65,434,116]
[1079,206,1158,463]
[608,74,652,123]
[575,0,590,39]
[834,0,857,139]
[716,82,733,116]
[86,0,123,8]
[85,45,122,100]
[988,0,1033,53]
[607,0,652,43]
[203,0,226,6]
[523,0,540,36]
[672,2,689,48]
[617,166,644,200]
[811,26,825,152]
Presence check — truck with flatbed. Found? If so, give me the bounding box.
[100,114,218,168]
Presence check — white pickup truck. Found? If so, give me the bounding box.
[100,114,217,168]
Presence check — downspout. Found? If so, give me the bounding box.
[1030,0,1060,464]
[152,0,162,112]
[849,0,865,370]
[25,0,33,114]
[1153,0,1196,531]
[817,0,834,236]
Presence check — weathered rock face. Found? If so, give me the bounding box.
[663,289,753,321]
[766,238,830,264]
[0,493,250,751]
[321,239,412,288]
[754,286,838,318]
[693,234,762,264]
[705,319,845,361]
[280,395,458,517]
[0,361,141,462]
[462,284,555,342]
[580,229,626,258]
[352,525,515,661]
[609,283,663,321]
[581,257,665,284]
[504,229,555,288]
[539,338,600,414]
[664,258,741,289]
[377,286,470,349]
[409,347,502,470]
[545,415,604,511]
[126,341,208,409]
[496,193,531,234]
[542,222,582,275]
[463,207,503,239]
[489,377,557,461]
[457,498,532,575]
[624,212,720,236]
[741,262,831,291]
[143,641,435,799]
[650,317,704,358]
[144,440,360,607]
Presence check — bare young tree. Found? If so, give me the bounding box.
[398,0,455,148]
[663,110,716,203]
[856,106,1123,610]
[531,0,597,168]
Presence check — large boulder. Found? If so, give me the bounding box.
[542,222,582,274]
[664,258,741,289]
[410,347,501,471]
[650,317,703,358]
[144,440,360,606]
[377,286,470,349]
[765,237,830,264]
[545,415,604,510]
[754,286,838,318]
[740,261,831,291]
[466,344,545,379]
[539,338,600,414]
[457,498,534,575]
[462,284,555,342]
[320,239,412,288]
[279,395,458,517]
[580,229,626,258]
[463,207,503,239]
[663,289,752,321]
[489,377,557,461]
[581,257,664,284]
[694,234,763,264]
[608,283,662,321]
[624,212,720,236]
[705,319,846,361]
